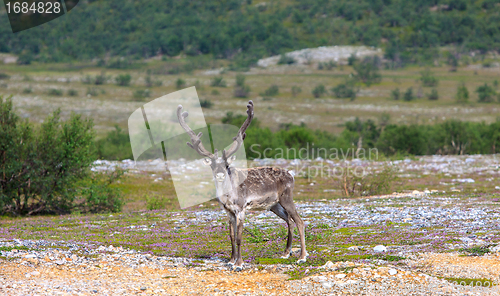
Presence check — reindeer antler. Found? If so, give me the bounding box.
[222,100,254,161]
[177,105,214,159]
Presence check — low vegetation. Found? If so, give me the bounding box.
[335,165,396,197]
[115,74,132,86]
[0,96,122,216]
[261,85,279,97]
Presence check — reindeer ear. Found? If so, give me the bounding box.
[227,155,236,165]
[203,158,212,166]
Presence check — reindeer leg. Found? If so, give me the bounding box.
[233,212,245,271]
[270,203,293,259]
[279,187,308,264]
[227,213,237,266]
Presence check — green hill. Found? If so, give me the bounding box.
[1,0,500,65]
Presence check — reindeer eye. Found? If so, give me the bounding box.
[203,158,212,165]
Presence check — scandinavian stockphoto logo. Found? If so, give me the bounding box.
[128,87,248,209]
[3,0,79,33]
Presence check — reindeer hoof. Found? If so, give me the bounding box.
[297,258,307,264]
[227,261,235,267]
[280,252,291,259]
[233,265,243,272]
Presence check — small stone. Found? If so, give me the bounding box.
[388,269,397,276]
[347,246,359,251]
[54,260,65,265]
[25,254,36,259]
[335,274,346,279]
[373,245,387,253]
[323,261,335,269]
[490,244,500,253]
[140,287,147,291]
[312,276,327,282]
[322,282,333,288]
[71,254,78,261]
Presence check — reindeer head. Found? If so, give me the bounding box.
[177,101,254,198]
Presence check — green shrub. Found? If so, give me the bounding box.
[291,86,302,97]
[261,85,279,97]
[234,85,251,98]
[427,89,439,100]
[335,165,396,197]
[211,89,220,95]
[403,87,415,101]
[133,89,151,99]
[391,88,401,100]
[67,89,78,96]
[94,72,107,85]
[475,83,497,102]
[200,99,213,108]
[353,56,382,86]
[331,80,356,100]
[17,52,33,65]
[278,54,296,65]
[115,74,132,86]
[234,74,251,98]
[22,87,33,94]
[419,68,438,87]
[312,84,326,98]
[76,170,123,213]
[348,54,357,66]
[146,194,171,210]
[0,73,10,80]
[456,83,469,103]
[86,88,99,96]
[95,126,133,160]
[145,75,162,87]
[210,76,226,87]
[0,96,120,215]
[176,78,186,89]
[47,88,63,96]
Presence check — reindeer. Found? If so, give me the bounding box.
[177,100,307,271]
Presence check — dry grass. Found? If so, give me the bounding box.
[1,61,500,137]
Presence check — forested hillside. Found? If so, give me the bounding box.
[2,0,500,65]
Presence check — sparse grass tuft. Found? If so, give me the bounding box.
[47,88,63,96]
[133,89,151,100]
[459,245,490,256]
[210,76,226,87]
